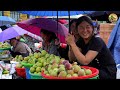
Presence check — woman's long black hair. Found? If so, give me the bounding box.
[40,29,57,42]
[69,19,78,33]
[76,15,94,30]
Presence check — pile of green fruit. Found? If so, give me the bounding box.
[0,42,11,49]
[14,55,24,62]
[14,50,93,79]
[2,69,9,74]
[42,60,92,78]
[29,50,62,75]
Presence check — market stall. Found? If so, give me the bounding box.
[10,50,99,79]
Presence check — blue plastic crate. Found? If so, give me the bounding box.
[25,68,31,79]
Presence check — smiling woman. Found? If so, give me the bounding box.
[66,15,117,79]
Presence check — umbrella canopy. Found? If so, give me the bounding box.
[0,24,12,31]
[17,18,69,43]
[89,11,120,17]
[0,25,28,42]
[0,28,2,33]
[18,11,96,33]
[88,11,120,21]
[11,25,43,42]
[26,32,43,42]
[18,11,95,16]
[0,16,16,26]
[58,19,68,24]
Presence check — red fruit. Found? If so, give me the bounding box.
[62,60,69,65]
[65,63,72,70]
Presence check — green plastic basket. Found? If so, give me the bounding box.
[29,71,45,79]
[89,75,99,79]
[21,62,33,68]
[0,47,11,50]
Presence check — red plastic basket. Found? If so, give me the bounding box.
[15,67,26,79]
[41,66,99,79]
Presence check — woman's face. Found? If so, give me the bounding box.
[77,21,93,39]
[41,32,49,42]
[10,39,16,46]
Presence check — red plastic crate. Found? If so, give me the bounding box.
[15,67,26,79]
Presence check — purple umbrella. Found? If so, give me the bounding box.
[17,18,68,43]
[0,25,28,42]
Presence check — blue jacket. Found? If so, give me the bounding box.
[107,18,120,65]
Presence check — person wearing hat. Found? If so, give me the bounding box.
[16,36,26,43]
[9,37,31,57]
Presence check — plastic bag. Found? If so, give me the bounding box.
[117,64,120,79]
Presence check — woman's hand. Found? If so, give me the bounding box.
[65,33,75,46]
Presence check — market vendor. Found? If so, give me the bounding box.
[66,15,117,79]
[58,19,80,60]
[40,29,60,56]
[16,35,26,43]
[9,37,32,57]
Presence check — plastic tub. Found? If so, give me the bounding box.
[21,62,33,68]
[0,47,11,51]
[29,71,44,79]
[15,67,26,79]
[41,66,99,79]
[21,62,33,79]
[25,68,31,79]
[0,54,10,59]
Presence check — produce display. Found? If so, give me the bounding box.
[2,69,9,74]
[12,50,98,79]
[0,64,10,74]
[16,63,24,68]
[0,42,11,60]
[0,42,11,49]
[0,50,11,59]
[42,61,93,78]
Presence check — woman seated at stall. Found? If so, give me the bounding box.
[40,29,60,56]
[66,15,117,79]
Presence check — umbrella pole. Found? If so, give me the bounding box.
[57,11,58,36]
[68,11,71,34]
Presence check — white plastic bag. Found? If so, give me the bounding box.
[117,64,120,79]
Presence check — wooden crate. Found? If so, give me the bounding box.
[99,23,115,44]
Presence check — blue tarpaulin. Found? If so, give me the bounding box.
[107,17,120,65]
